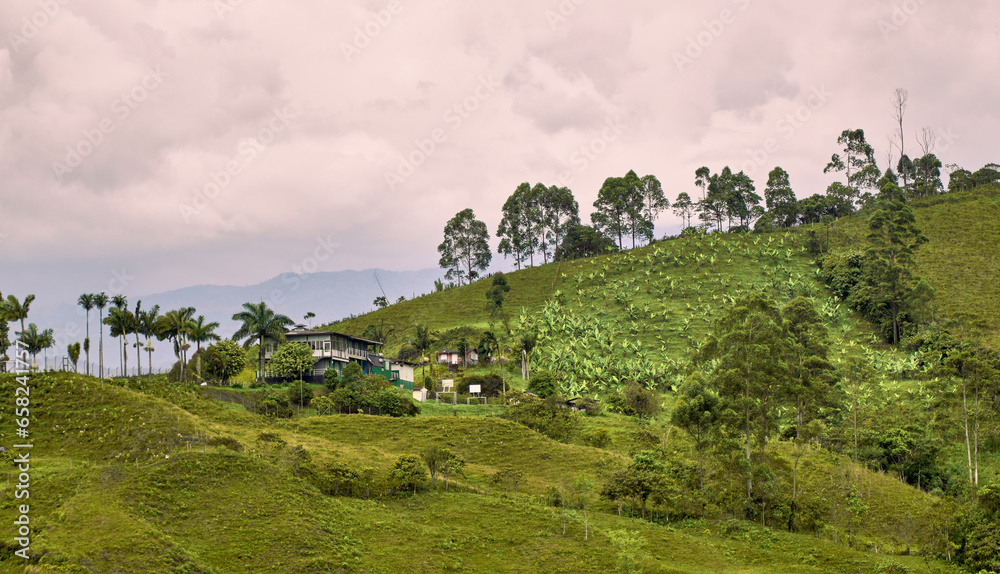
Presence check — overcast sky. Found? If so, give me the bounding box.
[2,0,999,303]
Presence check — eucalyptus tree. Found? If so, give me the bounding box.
[764,167,798,228]
[438,208,492,285]
[945,349,995,486]
[671,372,723,518]
[695,292,790,499]
[891,88,910,190]
[94,292,109,378]
[77,293,95,375]
[537,185,580,263]
[912,153,943,198]
[593,171,642,249]
[781,297,835,430]
[638,174,668,244]
[866,194,929,345]
[232,301,295,381]
[672,192,694,230]
[824,129,881,204]
[497,183,539,269]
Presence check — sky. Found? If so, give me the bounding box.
[2,0,999,307]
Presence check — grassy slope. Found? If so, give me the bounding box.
[827,184,1000,349]
[0,373,962,573]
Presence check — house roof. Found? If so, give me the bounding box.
[282,325,382,345]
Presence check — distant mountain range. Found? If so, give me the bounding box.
[26,268,442,373]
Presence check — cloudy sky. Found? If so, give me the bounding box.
[2,0,999,304]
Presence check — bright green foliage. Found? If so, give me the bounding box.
[671,372,723,515]
[420,445,464,488]
[310,394,335,415]
[67,341,82,372]
[527,370,557,398]
[606,528,647,574]
[781,297,835,429]
[501,391,580,441]
[388,454,427,493]
[269,342,314,381]
[329,371,420,417]
[438,208,492,285]
[203,339,248,384]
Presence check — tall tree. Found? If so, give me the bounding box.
[764,167,797,228]
[866,196,929,345]
[593,171,642,249]
[111,295,128,375]
[497,183,540,269]
[189,315,221,355]
[232,301,295,381]
[20,323,54,370]
[77,293,95,375]
[438,209,492,286]
[67,342,81,373]
[696,292,790,499]
[672,192,694,230]
[3,294,35,346]
[132,300,143,376]
[671,372,723,518]
[781,297,834,430]
[139,305,163,379]
[694,166,713,229]
[824,129,882,204]
[411,324,435,384]
[104,305,134,377]
[162,307,196,381]
[94,292,109,378]
[912,153,943,198]
[638,174,668,244]
[891,89,910,191]
[537,185,580,263]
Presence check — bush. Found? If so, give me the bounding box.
[606,383,660,418]
[256,388,293,418]
[527,371,558,398]
[388,455,427,494]
[310,395,336,415]
[286,381,314,407]
[502,391,580,441]
[329,373,419,417]
[324,367,340,390]
[203,339,248,384]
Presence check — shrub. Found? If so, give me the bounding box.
[502,391,580,441]
[527,371,558,398]
[324,367,340,390]
[388,455,427,494]
[286,382,314,407]
[311,395,336,415]
[203,339,248,385]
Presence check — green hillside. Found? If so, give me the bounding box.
[2,188,998,573]
[0,373,964,573]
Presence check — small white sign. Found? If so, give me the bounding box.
[442,379,454,390]
[469,384,481,394]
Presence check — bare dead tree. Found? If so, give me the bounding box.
[918,127,937,156]
[891,88,909,187]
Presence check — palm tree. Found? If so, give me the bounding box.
[111,295,128,375]
[20,323,53,370]
[189,315,221,379]
[232,302,294,381]
[138,305,162,380]
[4,294,36,345]
[94,292,109,378]
[162,307,196,381]
[104,306,134,377]
[77,294,95,375]
[133,300,143,376]
[412,324,435,385]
